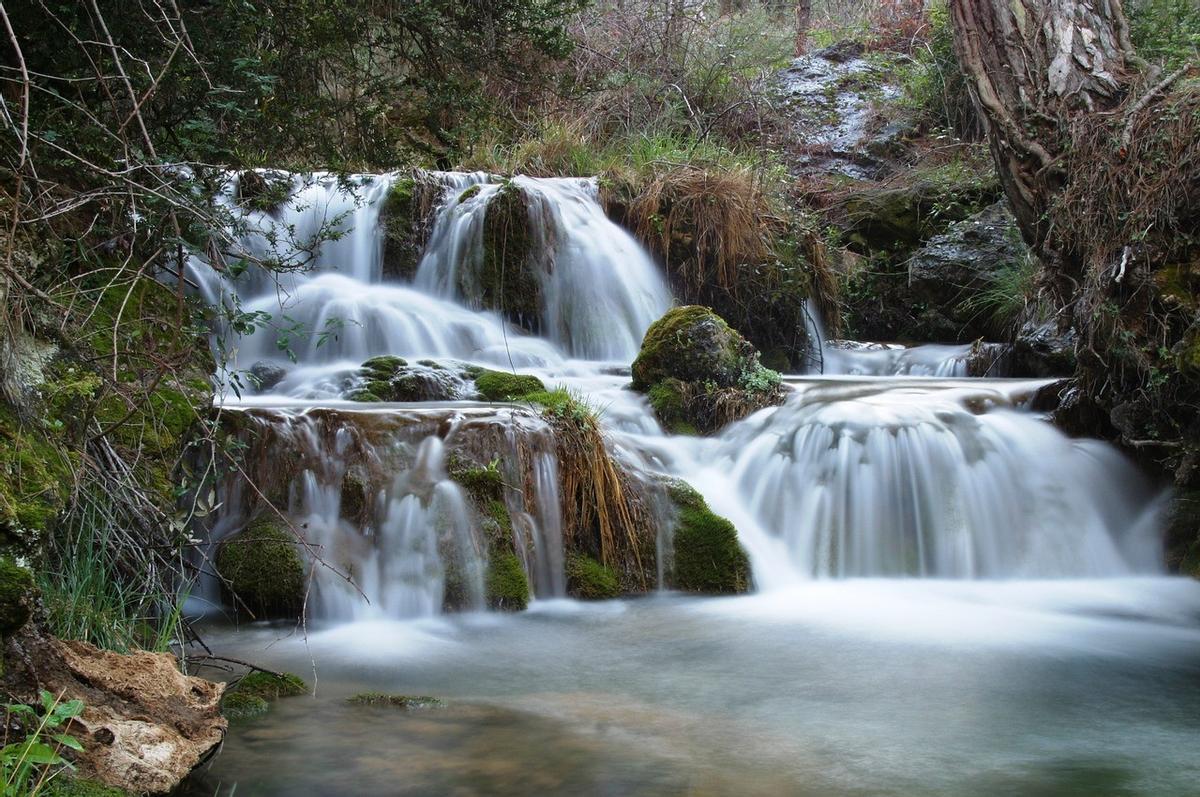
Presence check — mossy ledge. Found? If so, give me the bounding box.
[215,517,306,619]
[631,306,784,435]
[667,482,750,594]
[565,553,621,600]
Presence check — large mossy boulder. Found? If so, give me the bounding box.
[667,483,749,594]
[215,517,305,618]
[381,175,436,282]
[631,306,784,434]
[479,182,541,331]
[472,368,546,402]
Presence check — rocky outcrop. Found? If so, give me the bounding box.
[904,202,1031,341]
[215,517,305,619]
[1011,318,1077,377]
[631,306,785,434]
[347,356,473,402]
[1,622,225,795]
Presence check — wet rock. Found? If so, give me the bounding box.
[1165,489,1200,579]
[247,361,288,393]
[1011,319,1077,377]
[0,625,226,795]
[380,174,437,282]
[905,202,1030,340]
[348,356,472,402]
[631,306,784,434]
[666,482,749,594]
[215,517,305,619]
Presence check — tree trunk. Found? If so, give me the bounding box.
[794,0,811,56]
[949,0,1142,288]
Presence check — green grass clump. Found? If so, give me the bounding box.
[565,553,620,600]
[346,693,444,709]
[41,777,131,796]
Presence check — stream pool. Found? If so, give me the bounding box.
[182,578,1200,796]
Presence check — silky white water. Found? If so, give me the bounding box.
[187,170,1173,620]
[182,171,1200,796]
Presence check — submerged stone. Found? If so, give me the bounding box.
[220,692,269,722]
[346,693,444,709]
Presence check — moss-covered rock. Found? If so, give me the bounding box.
[219,691,269,722]
[632,306,751,391]
[667,482,750,594]
[473,369,546,402]
[479,182,540,330]
[361,355,408,379]
[565,553,620,600]
[346,693,444,709]
[215,518,305,618]
[485,550,529,611]
[380,176,434,282]
[235,670,308,700]
[632,307,784,434]
[0,558,35,636]
[349,356,470,403]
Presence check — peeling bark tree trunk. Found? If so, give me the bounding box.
[794,0,812,56]
[948,0,1143,302]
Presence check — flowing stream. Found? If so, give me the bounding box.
[182,171,1200,796]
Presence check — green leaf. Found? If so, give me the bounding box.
[51,733,84,752]
[20,742,64,765]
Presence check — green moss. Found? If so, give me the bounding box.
[448,458,505,503]
[361,355,407,379]
[458,185,481,202]
[215,517,305,618]
[346,693,444,709]
[565,553,620,600]
[632,306,748,391]
[220,691,269,722]
[0,403,72,541]
[41,776,131,797]
[632,307,782,434]
[480,182,540,327]
[669,484,750,594]
[0,558,35,636]
[236,670,308,699]
[485,550,529,611]
[647,379,698,436]
[340,472,368,521]
[381,177,425,281]
[474,369,546,401]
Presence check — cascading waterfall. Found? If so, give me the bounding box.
[189,169,1167,623]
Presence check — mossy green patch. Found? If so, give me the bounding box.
[0,403,73,543]
[0,558,35,636]
[236,670,308,700]
[41,776,132,797]
[215,517,305,618]
[565,553,620,600]
[220,691,269,722]
[485,550,529,611]
[346,693,444,709]
[668,482,750,594]
[361,355,408,379]
[647,379,698,436]
[480,182,540,328]
[448,458,505,504]
[474,369,546,401]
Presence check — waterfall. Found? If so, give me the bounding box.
[189,168,1167,623]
